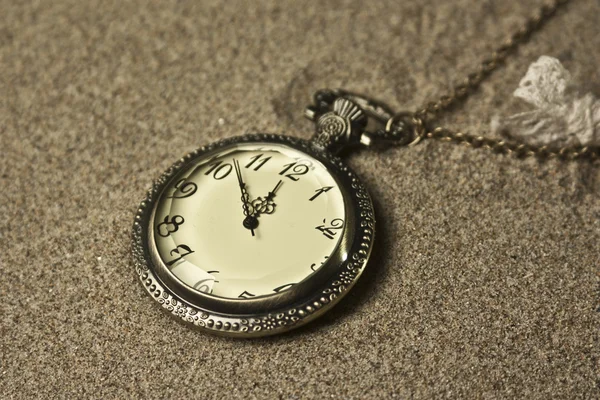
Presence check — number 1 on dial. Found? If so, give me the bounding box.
[309,186,334,201]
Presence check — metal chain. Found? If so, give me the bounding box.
[415,0,571,121]
[421,127,599,160]
[397,0,598,161]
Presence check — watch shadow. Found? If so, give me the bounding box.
[255,192,393,342]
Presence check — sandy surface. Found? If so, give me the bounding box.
[1,0,599,398]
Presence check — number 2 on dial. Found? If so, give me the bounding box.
[315,218,344,240]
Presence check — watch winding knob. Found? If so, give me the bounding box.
[313,98,367,151]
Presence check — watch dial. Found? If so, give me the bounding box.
[153,142,347,299]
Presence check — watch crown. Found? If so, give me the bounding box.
[313,98,367,152]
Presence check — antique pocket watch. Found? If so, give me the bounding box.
[132,95,382,337]
[132,1,594,337]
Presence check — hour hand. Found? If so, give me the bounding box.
[251,180,283,216]
[266,180,283,200]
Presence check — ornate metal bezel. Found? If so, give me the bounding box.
[131,134,375,337]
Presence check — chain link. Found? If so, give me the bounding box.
[394,0,598,160]
[423,127,599,160]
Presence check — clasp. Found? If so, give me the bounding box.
[304,89,422,153]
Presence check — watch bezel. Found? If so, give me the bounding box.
[132,134,375,337]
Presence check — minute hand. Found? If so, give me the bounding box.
[233,159,258,236]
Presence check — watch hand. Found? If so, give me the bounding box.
[233,158,258,236]
[266,180,283,200]
[251,180,283,216]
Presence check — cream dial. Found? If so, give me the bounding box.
[154,142,346,299]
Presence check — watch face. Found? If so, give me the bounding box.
[134,134,375,336]
[153,142,346,299]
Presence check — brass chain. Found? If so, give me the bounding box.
[403,0,598,160]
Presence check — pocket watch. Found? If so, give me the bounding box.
[132,1,595,337]
[132,95,386,337]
